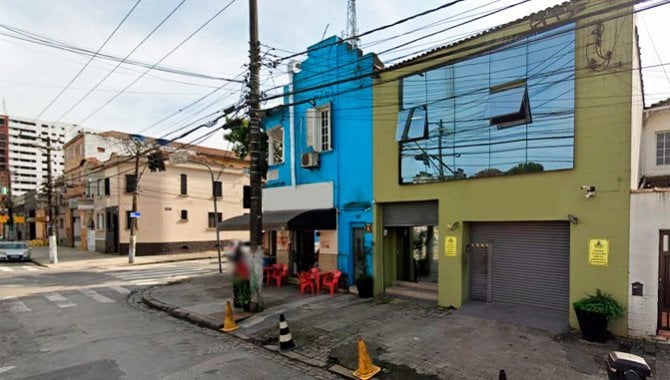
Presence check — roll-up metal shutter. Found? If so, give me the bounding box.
[382,201,438,227]
[469,222,570,313]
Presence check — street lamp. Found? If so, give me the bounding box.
[169,151,224,273]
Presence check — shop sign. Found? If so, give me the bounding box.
[13,216,25,224]
[588,238,609,266]
[445,236,457,257]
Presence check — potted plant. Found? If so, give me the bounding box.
[573,289,624,342]
[355,246,374,298]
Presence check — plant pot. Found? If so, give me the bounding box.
[575,308,609,342]
[356,277,374,298]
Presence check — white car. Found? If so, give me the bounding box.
[0,241,32,261]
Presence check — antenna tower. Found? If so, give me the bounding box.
[346,0,359,48]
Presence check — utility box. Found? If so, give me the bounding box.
[606,351,651,379]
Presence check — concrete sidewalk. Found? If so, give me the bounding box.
[141,274,670,379]
[30,245,222,269]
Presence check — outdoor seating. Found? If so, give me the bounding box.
[298,271,315,294]
[270,264,288,287]
[309,267,322,293]
[321,270,342,296]
[263,264,279,284]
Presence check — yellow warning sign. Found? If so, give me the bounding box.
[588,239,609,266]
[445,236,457,257]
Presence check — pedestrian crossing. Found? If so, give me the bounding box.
[1,286,132,314]
[106,264,215,287]
[0,265,43,273]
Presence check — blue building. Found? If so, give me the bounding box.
[258,36,381,285]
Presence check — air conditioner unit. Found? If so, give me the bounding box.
[301,152,319,168]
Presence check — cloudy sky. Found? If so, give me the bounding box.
[0,0,668,149]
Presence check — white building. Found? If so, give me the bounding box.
[4,115,81,195]
[629,98,670,338]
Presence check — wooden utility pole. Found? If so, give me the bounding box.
[128,148,140,264]
[248,0,263,309]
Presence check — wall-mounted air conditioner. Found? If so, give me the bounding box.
[301,152,319,168]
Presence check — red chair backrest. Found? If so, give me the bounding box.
[331,270,342,283]
[280,264,288,276]
[309,267,319,274]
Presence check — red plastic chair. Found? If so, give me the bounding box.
[270,264,288,287]
[263,264,279,284]
[299,271,315,294]
[309,267,321,293]
[320,270,342,296]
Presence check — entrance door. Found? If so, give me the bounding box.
[353,227,365,278]
[295,230,315,272]
[469,243,491,302]
[659,230,670,331]
[105,207,119,254]
[395,228,412,281]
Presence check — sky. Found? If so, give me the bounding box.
[0,0,668,149]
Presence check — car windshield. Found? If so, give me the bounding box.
[0,242,27,249]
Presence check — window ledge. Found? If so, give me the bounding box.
[179,194,188,197]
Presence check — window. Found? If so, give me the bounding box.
[657,131,670,166]
[180,174,187,195]
[97,147,105,153]
[97,179,102,197]
[125,175,137,193]
[396,106,428,142]
[486,83,531,129]
[267,126,284,165]
[104,177,110,196]
[180,210,188,221]
[208,212,223,228]
[306,104,332,152]
[213,181,222,197]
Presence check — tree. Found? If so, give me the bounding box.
[224,118,268,177]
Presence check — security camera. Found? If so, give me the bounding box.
[580,185,595,192]
[585,192,595,199]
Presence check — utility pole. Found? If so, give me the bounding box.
[128,148,140,264]
[46,136,57,264]
[248,0,263,310]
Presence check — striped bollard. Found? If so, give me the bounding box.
[279,313,295,350]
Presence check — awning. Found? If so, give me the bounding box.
[218,208,336,231]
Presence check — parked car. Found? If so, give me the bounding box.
[0,241,32,261]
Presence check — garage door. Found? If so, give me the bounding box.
[470,222,570,312]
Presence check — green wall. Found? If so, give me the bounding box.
[372,1,635,335]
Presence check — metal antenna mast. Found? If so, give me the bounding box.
[346,0,359,48]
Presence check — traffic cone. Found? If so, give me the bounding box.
[353,337,381,380]
[279,314,295,350]
[221,301,239,332]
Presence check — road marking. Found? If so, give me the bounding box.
[112,268,210,280]
[131,280,160,286]
[0,267,12,272]
[0,366,15,374]
[109,286,131,295]
[20,266,38,271]
[45,293,77,308]
[2,297,31,313]
[79,289,115,303]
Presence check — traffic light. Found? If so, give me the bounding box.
[147,152,166,172]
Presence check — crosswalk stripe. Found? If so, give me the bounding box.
[0,267,12,272]
[0,366,16,374]
[112,268,210,279]
[79,289,115,303]
[20,266,38,272]
[45,293,77,308]
[110,286,131,295]
[131,280,160,286]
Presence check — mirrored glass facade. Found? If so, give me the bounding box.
[398,24,575,184]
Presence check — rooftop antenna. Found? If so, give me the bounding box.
[345,0,359,48]
[321,23,330,40]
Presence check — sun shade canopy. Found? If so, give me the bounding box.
[218,208,336,231]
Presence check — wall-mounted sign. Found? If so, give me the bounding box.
[588,238,609,266]
[445,236,457,257]
[130,212,141,218]
[13,216,25,224]
[365,224,372,232]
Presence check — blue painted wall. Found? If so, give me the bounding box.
[262,36,378,285]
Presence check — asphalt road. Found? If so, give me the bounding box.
[0,259,335,379]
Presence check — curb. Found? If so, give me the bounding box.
[138,285,353,378]
[30,254,222,269]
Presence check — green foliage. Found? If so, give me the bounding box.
[573,289,624,321]
[233,278,251,307]
[505,161,544,175]
[223,118,268,160]
[474,168,503,178]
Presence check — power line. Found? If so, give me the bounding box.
[32,0,142,121]
[75,0,240,126]
[54,0,189,123]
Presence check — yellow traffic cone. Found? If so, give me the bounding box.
[221,301,239,332]
[353,337,381,380]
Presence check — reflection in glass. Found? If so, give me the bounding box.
[398,23,576,184]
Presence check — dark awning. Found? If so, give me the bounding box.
[218,208,336,231]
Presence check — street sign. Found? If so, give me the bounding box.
[130,212,141,218]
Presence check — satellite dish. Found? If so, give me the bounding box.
[287,60,302,74]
